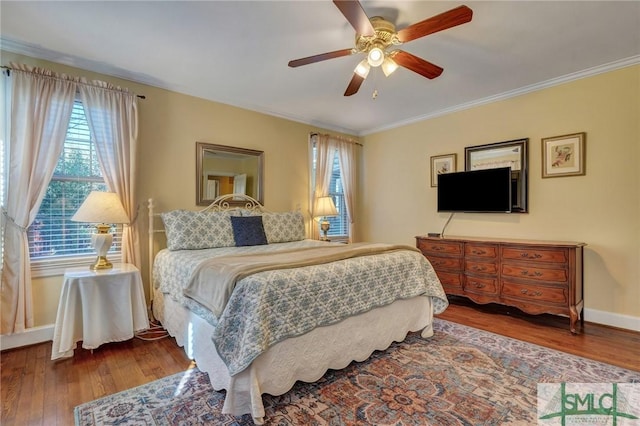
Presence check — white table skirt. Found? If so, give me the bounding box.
[51,263,149,360]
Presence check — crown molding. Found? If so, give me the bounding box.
[3,37,637,137]
[362,55,640,136]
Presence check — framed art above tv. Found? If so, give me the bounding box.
[465,138,529,213]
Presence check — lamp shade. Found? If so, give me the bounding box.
[314,196,338,217]
[354,59,370,78]
[381,57,399,77]
[71,191,129,224]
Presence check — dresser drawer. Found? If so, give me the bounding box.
[436,271,463,288]
[501,281,568,305]
[428,256,462,271]
[501,264,568,283]
[465,260,498,275]
[417,239,463,256]
[464,275,498,294]
[465,243,498,259]
[502,247,568,264]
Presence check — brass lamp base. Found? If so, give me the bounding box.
[90,223,114,270]
[320,220,330,241]
[90,255,113,270]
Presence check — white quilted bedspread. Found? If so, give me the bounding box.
[153,240,447,375]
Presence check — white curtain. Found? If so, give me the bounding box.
[309,134,336,240]
[1,65,76,334]
[79,82,140,267]
[1,64,141,334]
[309,133,359,241]
[336,139,358,242]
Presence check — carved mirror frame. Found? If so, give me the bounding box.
[196,142,264,206]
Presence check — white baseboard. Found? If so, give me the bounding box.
[0,324,54,351]
[1,309,637,351]
[584,308,640,332]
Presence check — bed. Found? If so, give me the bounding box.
[148,194,448,424]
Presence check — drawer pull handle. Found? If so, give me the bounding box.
[520,289,543,296]
[471,282,485,289]
[471,249,486,255]
[521,253,543,259]
[431,246,444,251]
[433,261,444,267]
[472,266,487,272]
[521,270,543,277]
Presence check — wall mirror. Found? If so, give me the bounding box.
[196,142,264,206]
[465,138,528,213]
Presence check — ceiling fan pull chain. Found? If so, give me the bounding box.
[371,67,380,100]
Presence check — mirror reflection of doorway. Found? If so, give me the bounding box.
[204,173,247,200]
[206,179,219,199]
[233,173,246,197]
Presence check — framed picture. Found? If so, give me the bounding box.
[465,138,529,212]
[430,153,457,187]
[542,132,586,178]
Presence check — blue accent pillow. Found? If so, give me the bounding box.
[230,216,268,246]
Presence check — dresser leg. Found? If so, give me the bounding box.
[569,306,581,334]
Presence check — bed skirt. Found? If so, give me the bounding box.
[153,289,434,424]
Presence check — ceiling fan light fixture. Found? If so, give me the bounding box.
[367,47,385,67]
[287,2,474,97]
[354,59,370,78]
[381,57,399,77]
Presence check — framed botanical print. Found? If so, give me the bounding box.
[430,153,457,187]
[542,132,586,178]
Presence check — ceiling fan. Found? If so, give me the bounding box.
[288,1,473,96]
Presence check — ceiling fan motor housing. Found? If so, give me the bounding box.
[355,16,400,55]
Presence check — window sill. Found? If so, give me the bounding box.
[31,253,123,278]
[327,236,349,244]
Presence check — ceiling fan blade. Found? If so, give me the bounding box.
[393,50,443,79]
[288,48,354,67]
[344,73,366,96]
[396,5,473,43]
[333,0,375,36]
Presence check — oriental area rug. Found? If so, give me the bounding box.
[75,319,639,426]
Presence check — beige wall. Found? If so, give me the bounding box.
[360,66,640,323]
[3,51,638,330]
[3,51,356,327]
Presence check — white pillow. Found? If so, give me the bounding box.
[260,211,306,243]
[161,210,235,250]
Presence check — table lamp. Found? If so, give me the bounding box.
[71,191,130,270]
[314,196,338,241]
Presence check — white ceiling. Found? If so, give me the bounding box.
[1,1,639,136]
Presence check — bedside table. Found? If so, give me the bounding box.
[51,263,149,360]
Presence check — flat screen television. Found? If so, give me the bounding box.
[437,167,512,213]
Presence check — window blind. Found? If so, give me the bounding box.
[28,100,122,259]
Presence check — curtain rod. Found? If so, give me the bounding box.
[1,65,146,99]
[310,132,363,147]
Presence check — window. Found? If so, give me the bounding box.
[28,100,122,274]
[312,143,349,239]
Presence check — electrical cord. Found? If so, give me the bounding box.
[135,301,170,341]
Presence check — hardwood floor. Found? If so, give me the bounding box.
[438,296,640,371]
[1,299,638,425]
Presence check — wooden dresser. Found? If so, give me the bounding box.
[416,235,585,333]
